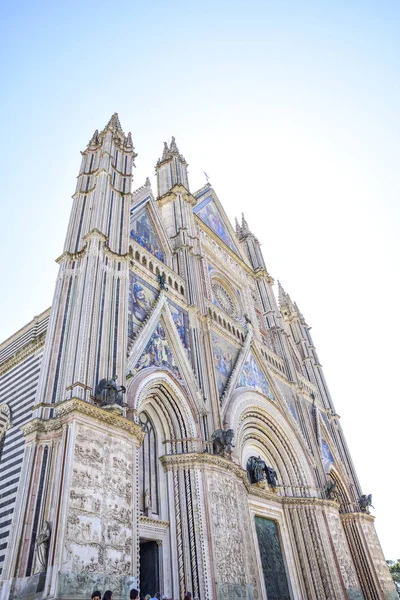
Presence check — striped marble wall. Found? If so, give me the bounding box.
[0,311,49,575]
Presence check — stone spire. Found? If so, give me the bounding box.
[155,137,189,196]
[145,176,151,188]
[235,217,241,236]
[102,112,123,134]
[241,213,250,235]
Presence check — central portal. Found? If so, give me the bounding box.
[140,540,160,597]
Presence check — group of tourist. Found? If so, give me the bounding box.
[91,589,197,600]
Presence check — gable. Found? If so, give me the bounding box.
[194,195,240,255]
[130,203,165,262]
[211,332,240,397]
[236,352,274,399]
[133,319,185,387]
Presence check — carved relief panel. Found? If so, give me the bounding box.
[207,471,261,600]
[360,518,398,598]
[62,425,135,582]
[326,510,362,599]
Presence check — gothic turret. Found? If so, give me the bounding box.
[35,113,136,412]
[155,136,189,197]
[236,213,266,271]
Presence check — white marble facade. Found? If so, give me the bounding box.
[0,115,396,600]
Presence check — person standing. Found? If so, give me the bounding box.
[129,590,139,599]
[102,592,113,600]
[91,592,101,600]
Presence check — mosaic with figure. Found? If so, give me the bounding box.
[134,321,184,386]
[194,196,239,254]
[211,333,240,396]
[321,439,334,472]
[168,301,190,353]
[236,353,274,399]
[128,273,158,339]
[130,205,165,262]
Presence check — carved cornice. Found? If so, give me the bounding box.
[160,452,345,512]
[0,333,46,376]
[160,452,249,482]
[340,511,375,523]
[22,398,145,443]
[139,516,169,529]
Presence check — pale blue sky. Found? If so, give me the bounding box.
[1,1,399,558]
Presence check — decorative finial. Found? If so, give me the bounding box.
[235,217,241,235]
[162,142,169,160]
[203,171,210,184]
[145,177,151,188]
[105,112,122,132]
[88,129,100,146]
[169,136,179,154]
[241,213,250,234]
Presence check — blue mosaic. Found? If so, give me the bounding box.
[128,273,158,338]
[134,321,184,386]
[236,353,274,399]
[168,301,190,353]
[321,439,334,472]
[130,205,165,262]
[211,333,240,396]
[194,196,239,254]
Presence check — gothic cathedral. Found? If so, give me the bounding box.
[0,115,396,600]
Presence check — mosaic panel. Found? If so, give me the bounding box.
[236,353,274,399]
[128,273,158,338]
[321,439,334,472]
[211,333,240,396]
[168,300,190,353]
[134,321,184,386]
[130,205,165,262]
[194,196,239,254]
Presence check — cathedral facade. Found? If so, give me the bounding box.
[0,115,396,600]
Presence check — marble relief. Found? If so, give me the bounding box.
[63,426,134,578]
[236,353,274,400]
[326,511,361,597]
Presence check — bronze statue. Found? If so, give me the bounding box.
[211,428,235,456]
[158,273,168,290]
[265,465,278,488]
[35,520,51,573]
[325,478,338,500]
[247,456,278,488]
[247,456,267,484]
[95,375,126,407]
[359,494,374,513]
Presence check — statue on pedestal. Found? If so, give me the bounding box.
[95,375,126,407]
[211,428,235,457]
[359,494,374,513]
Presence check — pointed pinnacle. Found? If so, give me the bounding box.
[169,136,180,154]
[277,281,287,307]
[145,177,151,187]
[241,213,250,234]
[89,129,100,146]
[162,142,169,160]
[235,217,241,235]
[105,112,122,132]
